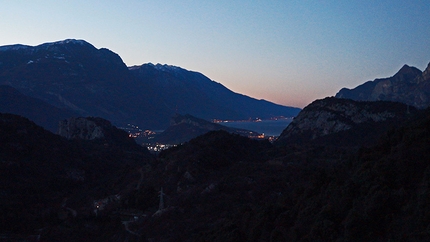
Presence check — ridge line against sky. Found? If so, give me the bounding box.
[1,0,429,108]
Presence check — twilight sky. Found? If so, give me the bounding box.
[1,0,429,108]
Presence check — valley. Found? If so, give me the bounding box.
[0,39,430,241]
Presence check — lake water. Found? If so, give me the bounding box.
[220,119,292,136]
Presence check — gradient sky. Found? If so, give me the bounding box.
[1,0,429,108]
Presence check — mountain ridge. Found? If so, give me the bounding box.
[128,63,300,124]
[0,39,300,130]
[335,62,430,108]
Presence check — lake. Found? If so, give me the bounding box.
[220,119,292,136]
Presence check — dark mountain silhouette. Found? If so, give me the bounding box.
[0,85,77,132]
[94,107,430,241]
[129,63,301,126]
[0,39,300,130]
[0,39,142,127]
[150,113,262,145]
[2,98,430,241]
[0,113,155,240]
[335,62,430,108]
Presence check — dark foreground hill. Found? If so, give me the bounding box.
[0,39,300,130]
[134,106,430,241]
[1,105,430,241]
[0,114,154,240]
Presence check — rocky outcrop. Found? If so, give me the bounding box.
[58,117,108,140]
[276,97,415,146]
[335,62,430,109]
[58,116,142,150]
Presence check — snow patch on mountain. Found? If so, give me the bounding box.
[0,44,31,52]
[40,39,89,47]
[0,39,92,53]
[153,63,184,73]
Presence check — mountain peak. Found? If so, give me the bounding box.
[59,39,88,45]
[154,63,183,72]
[394,64,422,78]
[335,62,429,108]
[399,64,411,71]
[130,63,185,73]
[0,39,93,52]
[38,39,95,49]
[128,62,186,72]
[50,39,89,45]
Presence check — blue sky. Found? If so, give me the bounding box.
[1,0,429,108]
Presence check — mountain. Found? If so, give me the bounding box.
[150,113,262,145]
[128,63,301,126]
[335,62,430,108]
[276,97,416,147]
[0,39,300,130]
[0,85,77,132]
[0,39,138,126]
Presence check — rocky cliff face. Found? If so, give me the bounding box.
[58,117,107,140]
[276,97,414,146]
[58,116,141,149]
[335,62,430,108]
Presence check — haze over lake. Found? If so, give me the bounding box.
[220,119,292,136]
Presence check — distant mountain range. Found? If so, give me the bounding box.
[0,39,300,130]
[335,63,430,108]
